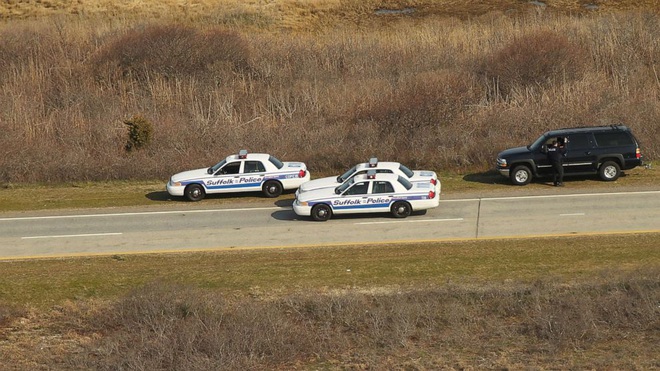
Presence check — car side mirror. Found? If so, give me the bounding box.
[540,145,547,154]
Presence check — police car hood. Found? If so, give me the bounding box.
[170,168,209,182]
[296,187,339,203]
[298,176,339,192]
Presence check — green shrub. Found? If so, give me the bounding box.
[124,115,153,152]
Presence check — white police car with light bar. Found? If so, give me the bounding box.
[293,170,440,221]
[167,150,310,201]
[296,157,439,196]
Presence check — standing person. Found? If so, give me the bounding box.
[547,137,567,186]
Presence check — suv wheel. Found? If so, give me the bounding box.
[599,161,621,181]
[510,165,532,185]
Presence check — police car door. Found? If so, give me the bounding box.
[335,181,371,215]
[368,180,395,212]
[237,160,266,191]
[210,160,243,193]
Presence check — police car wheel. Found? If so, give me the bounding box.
[184,184,205,202]
[312,204,332,221]
[599,161,621,181]
[391,201,411,218]
[262,180,283,198]
[510,165,532,185]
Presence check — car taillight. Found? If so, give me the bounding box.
[429,190,435,199]
[299,169,307,178]
[636,148,641,159]
[430,178,437,185]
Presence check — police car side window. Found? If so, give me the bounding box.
[344,182,369,195]
[245,161,265,173]
[372,181,394,194]
[219,162,241,175]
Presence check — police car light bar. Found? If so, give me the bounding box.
[238,149,248,159]
[369,157,378,167]
[367,170,377,179]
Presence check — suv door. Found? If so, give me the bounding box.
[564,132,597,174]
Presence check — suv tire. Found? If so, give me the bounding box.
[599,161,621,181]
[510,165,532,185]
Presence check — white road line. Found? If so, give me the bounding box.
[560,213,586,216]
[0,207,285,221]
[355,218,464,225]
[22,232,123,240]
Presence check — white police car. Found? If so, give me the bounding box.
[296,158,439,196]
[293,170,440,221]
[167,150,310,201]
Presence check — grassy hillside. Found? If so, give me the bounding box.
[0,1,658,183]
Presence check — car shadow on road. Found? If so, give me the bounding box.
[146,190,298,203]
[462,170,511,185]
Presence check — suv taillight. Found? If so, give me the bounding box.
[636,148,641,159]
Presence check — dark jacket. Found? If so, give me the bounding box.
[547,144,567,163]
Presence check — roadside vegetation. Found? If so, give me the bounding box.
[0,1,659,369]
[1,234,659,369]
[0,1,658,184]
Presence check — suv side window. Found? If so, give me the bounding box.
[594,132,633,147]
[566,133,593,150]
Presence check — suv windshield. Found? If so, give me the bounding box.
[529,134,549,150]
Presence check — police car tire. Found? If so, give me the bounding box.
[391,201,411,218]
[185,184,205,202]
[311,204,332,221]
[262,180,283,198]
[599,161,621,181]
[510,165,532,185]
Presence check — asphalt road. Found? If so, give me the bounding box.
[1,190,659,259]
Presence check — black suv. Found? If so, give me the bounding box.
[496,125,643,185]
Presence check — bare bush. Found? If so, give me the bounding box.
[54,272,659,370]
[479,29,588,99]
[90,24,249,82]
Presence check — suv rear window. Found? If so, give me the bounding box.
[594,132,634,147]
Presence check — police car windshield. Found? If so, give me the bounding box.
[268,156,284,169]
[208,159,227,174]
[398,164,414,178]
[397,176,413,190]
[338,166,357,182]
[336,177,355,194]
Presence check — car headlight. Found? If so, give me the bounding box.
[497,158,507,167]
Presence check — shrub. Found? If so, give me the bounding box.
[124,115,153,151]
[479,30,588,98]
[90,24,250,82]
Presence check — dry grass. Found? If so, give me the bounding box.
[0,234,658,369]
[0,9,658,184]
